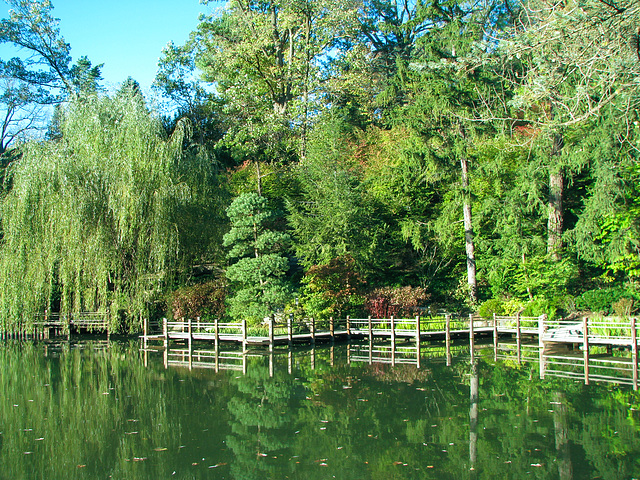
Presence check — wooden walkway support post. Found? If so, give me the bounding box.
[269,315,274,351]
[163,318,168,348]
[330,317,335,343]
[445,314,451,366]
[469,314,475,362]
[242,319,247,352]
[516,312,522,364]
[493,313,498,361]
[583,316,590,385]
[390,316,396,351]
[539,314,547,380]
[310,317,315,345]
[632,317,638,391]
[415,316,421,369]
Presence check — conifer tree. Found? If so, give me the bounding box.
[224,192,291,324]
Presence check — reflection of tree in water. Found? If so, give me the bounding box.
[226,357,305,480]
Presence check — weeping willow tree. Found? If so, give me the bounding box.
[0,92,218,332]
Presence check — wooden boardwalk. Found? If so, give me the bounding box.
[142,334,640,390]
[2,312,109,340]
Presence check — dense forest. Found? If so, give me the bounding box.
[0,0,639,332]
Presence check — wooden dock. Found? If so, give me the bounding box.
[142,333,640,389]
[1,312,109,340]
[144,314,640,354]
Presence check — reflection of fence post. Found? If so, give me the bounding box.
[416,316,421,369]
[163,318,168,348]
[516,312,522,364]
[330,317,335,343]
[632,317,638,391]
[583,316,590,385]
[390,316,396,350]
[269,314,274,351]
[214,318,219,350]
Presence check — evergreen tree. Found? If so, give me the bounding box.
[224,192,292,324]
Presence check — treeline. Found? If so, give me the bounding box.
[0,0,639,331]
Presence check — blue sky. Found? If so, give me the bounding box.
[1,0,213,93]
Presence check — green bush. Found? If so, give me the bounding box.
[478,298,505,319]
[522,298,556,318]
[575,287,627,314]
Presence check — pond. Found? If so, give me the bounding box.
[1,339,639,479]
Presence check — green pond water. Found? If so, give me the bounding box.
[1,339,639,480]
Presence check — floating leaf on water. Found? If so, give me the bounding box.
[133,457,147,462]
[77,465,86,468]
[531,463,542,467]
[24,452,33,455]
[125,432,138,435]
[35,438,44,441]
[153,447,168,451]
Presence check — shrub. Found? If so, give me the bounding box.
[364,286,430,318]
[478,299,505,319]
[575,287,627,314]
[170,279,227,320]
[522,298,556,318]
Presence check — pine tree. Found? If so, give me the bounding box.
[223,192,292,324]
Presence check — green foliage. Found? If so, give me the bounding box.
[170,279,227,320]
[300,255,365,320]
[521,297,556,319]
[478,298,505,319]
[575,287,632,315]
[223,192,292,324]
[0,95,216,331]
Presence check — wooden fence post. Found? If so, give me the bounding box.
[415,316,421,369]
[516,312,522,364]
[143,318,148,349]
[214,318,219,350]
[188,318,192,352]
[269,314,274,351]
[287,314,293,347]
[469,313,475,362]
[368,316,373,344]
[242,319,247,352]
[390,316,396,351]
[583,316,590,385]
[311,317,315,344]
[347,315,351,340]
[163,318,168,348]
[493,313,498,361]
[445,314,451,366]
[632,317,638,391]
[330,317,335,343]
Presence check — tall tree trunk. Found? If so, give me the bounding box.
[461,154,478,304]
[548,132,564,261]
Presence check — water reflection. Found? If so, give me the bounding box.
[1,339,640,479]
